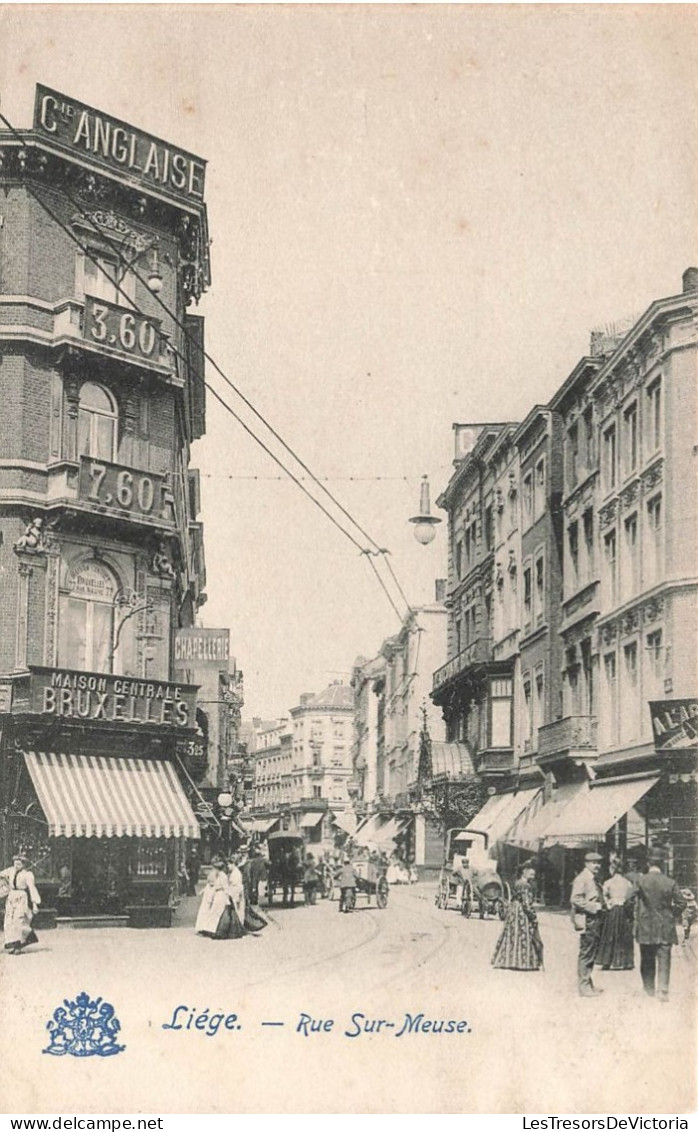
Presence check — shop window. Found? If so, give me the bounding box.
[77,382,118,462]
[135,842,168,878]
[58,558,118,673]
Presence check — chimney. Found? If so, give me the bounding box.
[435,578,447,602]
[682,267,698,294]
[299,693,315,707]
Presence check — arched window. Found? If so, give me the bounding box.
[58,559,118,673]
[77,382,117,462]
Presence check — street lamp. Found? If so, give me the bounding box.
[409,475,441,545]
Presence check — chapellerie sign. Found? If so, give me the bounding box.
[33,85,206,206]
[28,667,198,729]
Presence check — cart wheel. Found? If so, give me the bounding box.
[497,899,507,921]
[461,879,472,917]
[376,877,389,909]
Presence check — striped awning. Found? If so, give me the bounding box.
[24,751,200,839]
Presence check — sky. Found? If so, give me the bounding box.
[1,4,697,719]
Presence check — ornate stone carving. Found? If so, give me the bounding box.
[598,500,618,530]
[641,460,664,494]
[622,609,640,635]
[620,480,640,509]
[13,517,56,555]
[43,549,61,666]
[643,596,664,623]
[152,542,176,580]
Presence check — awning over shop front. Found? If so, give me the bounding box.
[464,787,542,850]
[299,812,324,829]
[543,776,659,847]
[371,817,411,848]
[331,811,358,836]
[504,782,586,850]
[24,750,200,839]
[353,814,389,846]
[239,816,279,835]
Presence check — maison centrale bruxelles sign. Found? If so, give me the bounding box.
[33,84,206,206]
[28,667,197,728]
[650,699,698,750]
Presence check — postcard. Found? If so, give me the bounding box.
[0,3,696,1117]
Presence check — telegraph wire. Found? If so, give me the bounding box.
[0,108,414,621]
[0,111,390,558]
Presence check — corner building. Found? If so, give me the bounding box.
[0,86,211,925]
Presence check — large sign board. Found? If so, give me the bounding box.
[78,458,173,524]
[34,84,206,206]
[650,699,698,749]
[28,667,197,729]
[84,297,164,365]
[174,629,230,670]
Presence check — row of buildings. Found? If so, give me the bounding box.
[0,86,249,925]
[247,270,697,901]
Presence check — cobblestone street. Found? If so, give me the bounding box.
[2,883,695,1114]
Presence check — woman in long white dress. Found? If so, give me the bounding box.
[194,856,233,939]
[2,854,41,954]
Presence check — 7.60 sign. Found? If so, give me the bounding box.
[79,457,172,523]
[84,296,163,363]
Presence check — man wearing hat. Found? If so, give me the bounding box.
[635,847,685,1003]
[570,851,605,996]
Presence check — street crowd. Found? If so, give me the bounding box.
[490,847,695,1003]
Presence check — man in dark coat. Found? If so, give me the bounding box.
[185,845,200,897]
[635,847,685,1003]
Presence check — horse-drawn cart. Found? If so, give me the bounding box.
[435,829,510,920]
[338,858,389,910]
[265,831,304,906]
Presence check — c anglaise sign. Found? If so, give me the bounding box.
[33,84,206,206]
[27,667,198,729]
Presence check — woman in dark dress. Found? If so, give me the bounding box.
[492,860,543,971]
[596,857,635,970]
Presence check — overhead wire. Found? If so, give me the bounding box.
[0,108,415,621]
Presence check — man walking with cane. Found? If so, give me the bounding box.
[571,850,605,997]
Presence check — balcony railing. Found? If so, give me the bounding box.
[432,637,492,692]
[537,715,598,758]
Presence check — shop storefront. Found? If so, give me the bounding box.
[0,666,202,927]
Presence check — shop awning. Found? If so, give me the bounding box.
[464,787,542,849]
[371,817,411,847]
[353,814,390,846]
[331,811,358,836]
[299,811,324,829]
[504,782,586,850]
[24,751,200,839]
[239,816,279,835]
[543,776,659,847]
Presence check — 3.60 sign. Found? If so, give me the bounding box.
[84,296,162,363]
[79,458,172,523]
